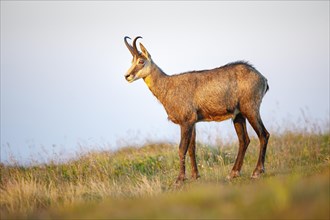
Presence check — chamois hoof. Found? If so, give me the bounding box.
[251,172,261,179]
[226,170,240,180]
[191,173,201,180]
[175,175,187,184]
[251,168,265,179]
[173,177,186,188]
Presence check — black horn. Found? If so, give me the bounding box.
[124,36,135,56]
[132,36,142,55]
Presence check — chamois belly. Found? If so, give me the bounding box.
[197,108,236,122]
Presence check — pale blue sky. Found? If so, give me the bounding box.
[1,1,329,164]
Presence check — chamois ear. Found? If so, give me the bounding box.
[140,43,151,60]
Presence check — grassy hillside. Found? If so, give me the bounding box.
[1,131,329,219]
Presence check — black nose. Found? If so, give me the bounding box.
[125,74,130,80]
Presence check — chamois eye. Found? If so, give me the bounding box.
[138,59,145,65]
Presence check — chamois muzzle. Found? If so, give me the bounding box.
[125,73,135,82]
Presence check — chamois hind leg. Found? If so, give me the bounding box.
[176,123,194,183]
[246,112,270,179]
[228,113,250,179]
[188,125,200,180]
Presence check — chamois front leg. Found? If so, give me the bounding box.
[176,123,194,183]
[188,125,200,180]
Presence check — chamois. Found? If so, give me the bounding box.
[124,36,270,182]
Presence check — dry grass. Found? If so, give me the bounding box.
[0,129,329,219]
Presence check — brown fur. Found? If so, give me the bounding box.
[124,37,270,182]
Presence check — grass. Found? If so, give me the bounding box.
[0,129,329,219]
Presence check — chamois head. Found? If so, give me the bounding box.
[124,36,152,83]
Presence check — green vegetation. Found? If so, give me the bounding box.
[1,130,329,219]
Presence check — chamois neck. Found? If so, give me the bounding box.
[143,62,168,101]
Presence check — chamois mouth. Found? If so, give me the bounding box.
[125,74,136,83]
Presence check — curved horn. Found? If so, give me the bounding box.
[124,36,135,56]
[132,36,142,55]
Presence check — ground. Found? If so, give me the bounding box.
[0,130,329,219]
